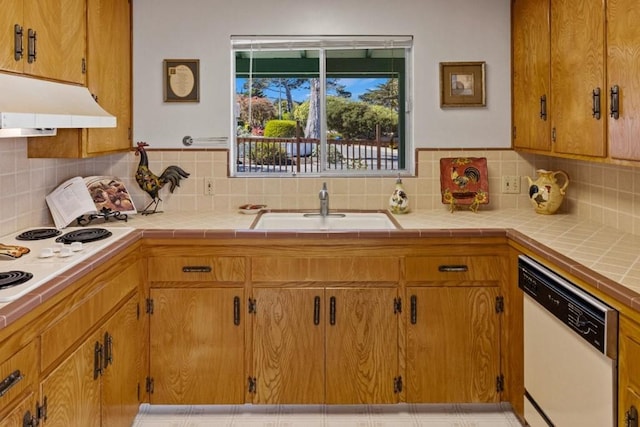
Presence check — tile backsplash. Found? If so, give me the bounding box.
[2,137,639,237]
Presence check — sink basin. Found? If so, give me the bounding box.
[251,211,400,230]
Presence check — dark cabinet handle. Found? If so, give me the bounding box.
[182,266,212,273]
[103,332,113,368]
[539,95,547,121]
[626,405,638,427]
[329,296,336,325]
[14,24,23,61]
[0,369,23,397]
[233,296,241,326]
[313,296,321,325]
[592,87,601,119]
[610,85,620,120]
[410,295,417,325]
[27,28,36,63]
[438,265,468,273]
[93,341,103,380]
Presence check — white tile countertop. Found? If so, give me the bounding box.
[3,207,640,327]
[120,207,640,298]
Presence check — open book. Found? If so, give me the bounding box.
[46,176,137,229]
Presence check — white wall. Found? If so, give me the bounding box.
[132,0,512,150]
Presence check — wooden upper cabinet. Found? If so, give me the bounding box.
[27,0,132,158]
[607,0,640,161]
[550,0,606,157]
[512,0,551,152]
[0,0,23,74]
[1,0,87,83]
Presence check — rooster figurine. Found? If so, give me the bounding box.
[134,141,190,214]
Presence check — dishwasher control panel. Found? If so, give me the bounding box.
[518,255,618,357]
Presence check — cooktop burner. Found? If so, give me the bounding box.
[0,271,33,290]
[16,228,61,241]
[55,228,112,244]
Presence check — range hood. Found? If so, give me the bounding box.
[0,73,116,138]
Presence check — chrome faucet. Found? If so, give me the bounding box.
[319,182,329,216]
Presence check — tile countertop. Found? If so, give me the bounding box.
[121,208,640,311]
[3,207,640,329]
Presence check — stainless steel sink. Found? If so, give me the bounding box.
[251,210,400,230]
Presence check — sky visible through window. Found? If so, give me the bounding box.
[236,77,387,103]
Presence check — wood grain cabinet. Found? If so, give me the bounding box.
[148,287,245,405]
[512,0,607,158]
[619,314,640,427]
[0,341,38,425]
[405,256,505,403]
[147,255,246,404]
[511,0,551,152]
[251,287,399,404]
[607,0,640,162]
[249,255,401,405]
[0,0,86,84]
[39,294,140,427]
[27,0,132,158]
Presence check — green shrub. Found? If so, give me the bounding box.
[250,142,289,165]
[264,120,297,137]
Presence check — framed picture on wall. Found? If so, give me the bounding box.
[163,59,200,102]
[439,61,486,108]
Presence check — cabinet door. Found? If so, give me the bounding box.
[512,0,551,151]
[325,288,398,404]
[406,286,501,403]
[150,288,244,404]
[101,296,141,427]
[607,0,640,161]
[619,315,640,427]
[23,0,86,84]
[252,288,325,404]
[0,392,35,427]
[40,332,101,427]
[0,0,23,73]
[550,0,606,157]
[85,0,131,155]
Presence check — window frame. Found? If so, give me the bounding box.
[231,36,413,177]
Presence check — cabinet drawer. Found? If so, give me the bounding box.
[40,262,139,370]
[0,341,37,411]
[148,257,245,283]
[252,256,399,282]
[405,256,506,283]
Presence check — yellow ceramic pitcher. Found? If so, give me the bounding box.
[526,169,570,215]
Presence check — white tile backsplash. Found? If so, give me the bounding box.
[2,137,638,237]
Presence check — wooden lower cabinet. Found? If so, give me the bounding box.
[406,286,502,403]
[0,392,36,427]
[149,287,245,404]
[619,314,640,427]
[39,295,140,427]
[251,287,399,404]
[252,288,325,404]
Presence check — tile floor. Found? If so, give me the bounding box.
[132,403,524,426]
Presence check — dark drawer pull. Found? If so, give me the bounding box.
[0,369,23,397]
[410,295,417,325]
[233,296,241,326]
[182,266,212,273]
[329,296,336,325]
[313,296,321,325]
[438,265,468,273]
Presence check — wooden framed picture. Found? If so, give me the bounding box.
[163,59,199,102]
[439,61,486,108]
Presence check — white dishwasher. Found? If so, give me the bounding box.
[518,255,618,427]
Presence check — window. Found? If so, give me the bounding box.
[232,36,413,176]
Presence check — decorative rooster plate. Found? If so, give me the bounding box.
[439,157,489,212]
